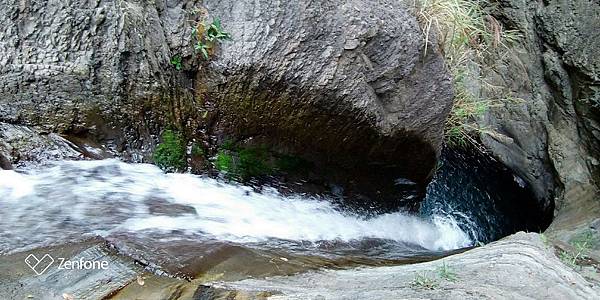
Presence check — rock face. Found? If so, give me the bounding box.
[0,0,197,161]
[0,0,453,183]
[211,233,600,300]
[0,122,84,169]
[475,0,600,231]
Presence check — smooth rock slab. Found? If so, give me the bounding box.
[0,240,142,300]
[212,232,600,299]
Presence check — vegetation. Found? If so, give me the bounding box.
[212,140,310,180]
[415,0,521,147]
[191,17,232,59]
[436,262,458,282]
[275,154,309,173]
[411,271,439,290]
[170,55,182,70]
[238,147,272,179]
[191,143,205,156]
[410,263,459,290]
[154,130,186,172]
[220,139,236,151]
[214,145,272,180]
[559,229,599,269]
[539,232,549,246]
[215,150,234,173]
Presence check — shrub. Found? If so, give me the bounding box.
[154,130,186,172]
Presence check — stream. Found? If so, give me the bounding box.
[0,150,547,279]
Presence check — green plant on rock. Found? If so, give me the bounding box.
[444,68,499,148]
[220,139,236,151]
[191,143,205,156]
[215,150,233,173]
[411,271,439,290]
[153,130,186,172]
[213,143,275,180]
[415,0,522,148]
[238,147,272,179]
[275,154,309,173]
[191,17,231,59]
[539,232,550,246]
[559,229,599,269]
[170,55,182,70]
[436,262,458,282]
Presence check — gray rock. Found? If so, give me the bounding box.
[0,122,83,167]
[211,232,600,299]
[199,0,453,182]
[471,0,600,236]
[0,0,197,161]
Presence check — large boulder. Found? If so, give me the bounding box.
[0,0,453,184]
[199,0,453,183]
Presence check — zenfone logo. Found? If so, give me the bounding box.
[24,253,55,275]
[24,253,110,275]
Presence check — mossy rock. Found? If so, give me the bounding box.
[214,147,273,180]
[214,142,287,180]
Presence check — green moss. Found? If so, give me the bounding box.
[275,154,309,172]
[238,147,272,178]
[191,143,205,156]
[153,130,186,172]
[213,144,275,180]
[221,139,236,151]
[215,150,233,173]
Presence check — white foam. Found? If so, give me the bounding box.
[0,159,472,251]
[0,170,34,199]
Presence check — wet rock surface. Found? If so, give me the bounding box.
[0,239,142,300]
[0,122,84,168]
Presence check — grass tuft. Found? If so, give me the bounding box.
[437,262,458,282]
[559,229,599,269]
[411,271,439,290]
[414,0,521,148]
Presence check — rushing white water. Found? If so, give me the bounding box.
[0,159,472,255]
